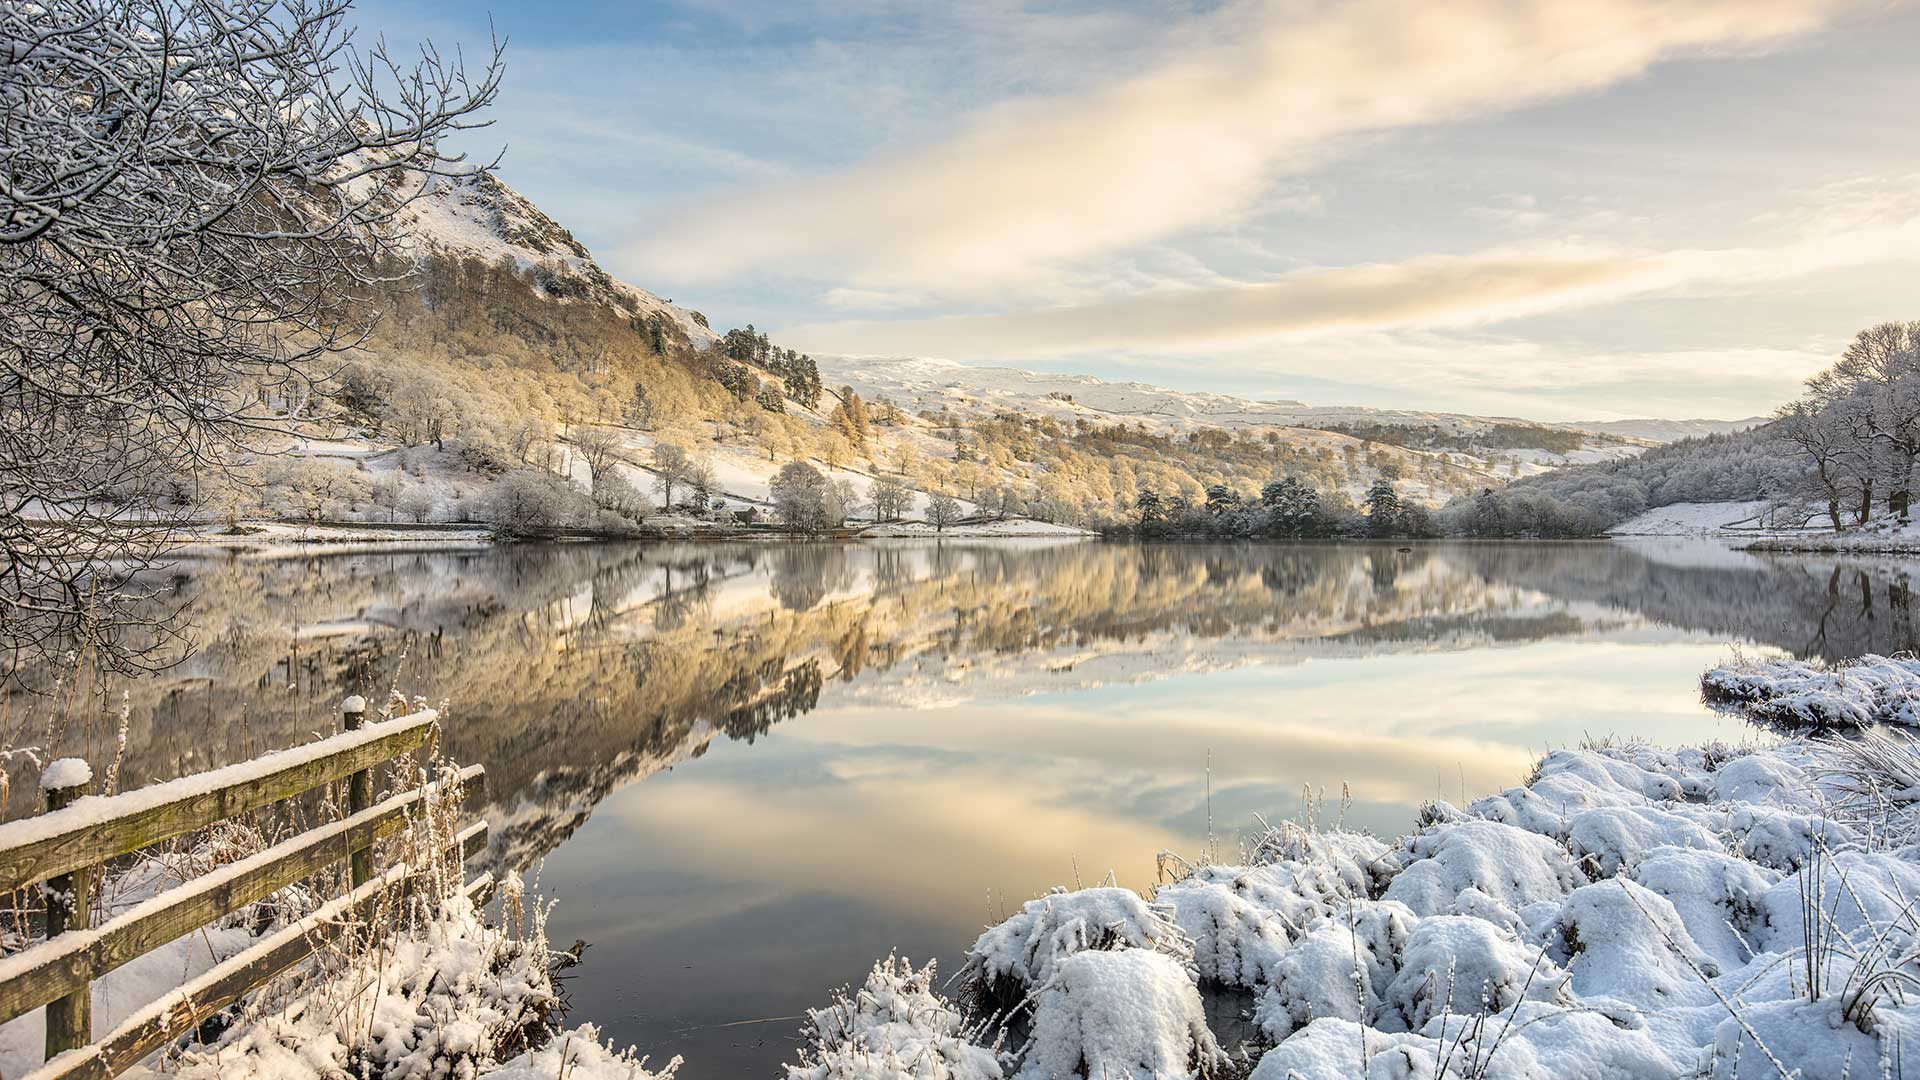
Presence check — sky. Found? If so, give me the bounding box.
[364,0,1920,422]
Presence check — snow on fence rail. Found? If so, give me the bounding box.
[0,703,490,1080]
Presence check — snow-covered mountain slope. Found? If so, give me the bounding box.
[393,166,717,348]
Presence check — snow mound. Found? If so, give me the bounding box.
[1386,914,1573,1030]
[1382,819,1586,916]
[40,757,92,791]
[1566,805,1723,877]
[1546,880,1718,1007]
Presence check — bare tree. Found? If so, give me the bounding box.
[870,476,909,522]
[651,441,691,507]
[926,492,962,533]
[571,427,624,488]
[1,0,502,681]
[1777,398,1864,529]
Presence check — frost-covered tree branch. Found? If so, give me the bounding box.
[0,0,502,682]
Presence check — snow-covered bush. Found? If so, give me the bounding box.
[486,1024,681,1080]
[1545,879,1718,1007]
[962,886,1192,1006]
[1384,915,1572,1031]
[1017,949,1226,1080]
[1158,877,1291,988]
[787,956,1006,1080]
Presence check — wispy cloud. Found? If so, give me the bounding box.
[778,214,1920,358]
[619,0,1866,290]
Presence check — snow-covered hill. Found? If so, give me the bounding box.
[392,166,718,349]
[815,354,1652,477]
[1568,417,1765,442]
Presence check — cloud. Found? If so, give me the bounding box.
[777,215,1920,358]
[619,0,1864,289]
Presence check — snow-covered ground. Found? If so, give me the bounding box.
[1607,501,1778,536]
[1610,499,1920,554]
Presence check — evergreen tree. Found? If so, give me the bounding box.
[1365,478,1403,537]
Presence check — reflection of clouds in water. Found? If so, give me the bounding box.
[593,636,1765,926]
[603,763,1189,924]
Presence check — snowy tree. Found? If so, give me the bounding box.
[0,0,501,677]
[771,462,841,533]
[1365,479,1403,537]
[927,492,963,532]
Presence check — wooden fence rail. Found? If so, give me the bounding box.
[0,702,489,1080]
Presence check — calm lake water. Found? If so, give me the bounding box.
[19,538,1920,1076]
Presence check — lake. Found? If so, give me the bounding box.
[14,538,1920,1076]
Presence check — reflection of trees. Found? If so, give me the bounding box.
[23,537,1920,863]
[721,660,823,743]
[770,544,852,612]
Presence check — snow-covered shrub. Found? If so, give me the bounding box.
[486,1024,681,1080]
[1382,820,1585,916]
[787,956,1006,1080]
[1017,949,1226,1080]
[488,468,593,535]
[1158,877,1291,988]
[1255,901,1411,1042]
[962,887,1192,1007]
[1245,820,1390,894]
[167,892,566,1080]
[1383,915,1572,1031]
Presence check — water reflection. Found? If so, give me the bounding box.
[10,538,1920,1075]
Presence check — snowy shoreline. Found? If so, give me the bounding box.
[786,710,1920,1078]
[165,516,1099,554]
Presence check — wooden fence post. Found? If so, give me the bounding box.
[42,759,92,1059]
[342,697,372,888]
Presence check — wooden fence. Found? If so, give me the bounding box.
[0,702,490,1080]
